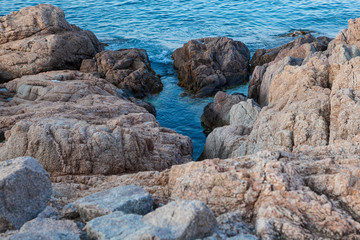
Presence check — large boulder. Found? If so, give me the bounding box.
[0,71,193,175]
[229,99,261,127]
[72,185,153,221]
[86,200,216,240]
[172,37,250,97]
[0,4,103,82]
[201,91,247,130]
[80,49,163,98]
[0,157,52,232]
[250,34,331,72]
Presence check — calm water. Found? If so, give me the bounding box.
[2,0,360,159]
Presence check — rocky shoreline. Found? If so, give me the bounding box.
[2,4,360,239]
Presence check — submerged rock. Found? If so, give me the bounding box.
[201,91,247,130]
[173,37,250,97]
[0,71,193,175]
[0,4,103,82]
[0,157,52,232]
[80,49,163,98]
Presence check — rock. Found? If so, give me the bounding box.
[250,34,331,72]
[143,200,217,239]
[229,99,261,127]
[0,4,103,82]
[0,157,52,232]
[201,91,247,130]
[86,211,171,240]
[246,56,330,154]
[86,200,216,240]
[172,37,250,97]
[0,71,193,175]
[278,30,314,37]
[37,206,61,220]
[8,218,80,240]
[248,56,303,107]
[199,125,250,160]
[216,211,257,238]
[80,49,163,98]
[72,185,153,221]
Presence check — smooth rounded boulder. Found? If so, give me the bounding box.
[172,37,250,97]
[0,157,52,233]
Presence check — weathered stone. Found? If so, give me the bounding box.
[72,185,153,221]
[229,99,261,127]
[0,157,52,232]
[0,4,103,82]
[80,49,163,98]
[201,91,247,130]
[0,71,193,175]
[250,34,331,72]
[143,200,217,239]
[216,211,257,239]
[86,200,216,240]
[248,56,303,107]
[8,218,80,240]
[199,125,250,160]
[173,37,250,97]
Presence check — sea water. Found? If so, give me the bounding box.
[2,0,360,159]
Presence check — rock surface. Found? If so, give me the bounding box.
[0,4,103,82]
[8,218,80,240]
[0,157,52,232]
[201,91,247,130]
[173,37,250,97]
[86,200,216,240]
[229,99,261,127]
[80,49,163,98]
[0,71,193,175]
[250,34,331,72]
[72,185,153,221]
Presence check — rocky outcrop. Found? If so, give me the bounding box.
[80,49,163,98]
[229,99,261,127]
[0,71,193,175]
[0,157,52,232]
[72,185,153,221]
[86,200,216,240]
[250,34,331,72]
[172,37,250,97]
[0,4,103,82]
[201,91,247,130]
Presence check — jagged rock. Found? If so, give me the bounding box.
[229,99,261,127]
[201,91,247,130]
[0,157,52,233]
[8,218,80,240]
[248,56,303,107]
[172,37,250,97]
[86,200,216,240]
[80,49,163,98]
[0,71,193,175]
[250,34,331,72]
[216,211,257,239]
[0,4,103,82]
[72,185,153,221]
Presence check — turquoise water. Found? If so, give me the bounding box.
[2,1,360,159]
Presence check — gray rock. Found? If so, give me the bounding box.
[86,211,172,240]
[143,200,217,239]
[73,185,153,221]
[86,200,217,240]
[0,157,52,232]
[229,99,261,128]
[8,218,80,240]
[37,206,61,220]
[216,211,256,238]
